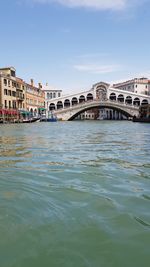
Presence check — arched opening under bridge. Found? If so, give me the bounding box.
[68,104,132,121]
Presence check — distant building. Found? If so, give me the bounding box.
[26,79,45,117]
[41,84,62,117]
[98,108,126,120]
[41,84,62,100]
[113,78,150,95]
[76,109,96,120]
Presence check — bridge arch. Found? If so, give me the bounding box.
[109,93,116,101]
[79,95,85,103]
[133,97,140,106]
[125,96,132,104]
[64,99,70,108]
[57,101,63,110]
[87,93,93,101]
[68,103,132,121]
[117,94,124,103]
[49,103,55,110]
[72,97,78,106]
[141,99,149,105]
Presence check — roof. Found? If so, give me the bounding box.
[0,66,16,71]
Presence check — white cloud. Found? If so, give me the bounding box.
[74,64,121,74]
[30,0,128,10]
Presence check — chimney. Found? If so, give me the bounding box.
[38,83,42,89]
[31,79,34,87]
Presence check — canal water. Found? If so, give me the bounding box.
[0,121,150,267]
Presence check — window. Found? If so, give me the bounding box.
[5,100,7,108]
[9,101,11,108]
[8,90,11,96]
[4,89,7,95]
[4,79,7,86]
[58,92,61,97]
[12,101,16,109]
[53,92,56,98]
[12,91,16,97]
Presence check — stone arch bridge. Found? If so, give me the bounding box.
[46,82,150,121]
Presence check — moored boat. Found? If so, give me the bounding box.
[22,117,40,123]
[133,104,150,123]
[40,111,57,122]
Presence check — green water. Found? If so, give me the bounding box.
[0,121,150,267]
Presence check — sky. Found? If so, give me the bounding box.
[0,0,150,93]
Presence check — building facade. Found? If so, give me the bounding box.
[16,77,26,111]
[0,67,47,121]
[0,67,19,122]
[113,78,150,95]
[26,79,45,117]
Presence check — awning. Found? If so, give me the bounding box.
[38,107,46,111]
[0,109,19,115]
[20,110,30,115]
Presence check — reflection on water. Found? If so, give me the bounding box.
[0,121,150,267]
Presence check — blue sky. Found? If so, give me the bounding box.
[0,0,150,93]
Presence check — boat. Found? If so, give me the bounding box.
[133,117,150,123]
[22,117,40,123]
[40,111,57,122]
[133,104,150,123]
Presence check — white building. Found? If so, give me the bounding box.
[113,78,150,95]
[41,84,62,100]
[41,84,62,117]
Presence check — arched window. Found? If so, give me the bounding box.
[72,97,78,106]
[79,95,85,103]
[30,108,33,115]
[87,93,93,101]
[133,97,140,106]
[64,99,70,108]
[57,101,63,109]
[125,96,132,105]
[109,93,116,101]
[141,99,148,105]
[117,94,124,103]
[49,103,55,110]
